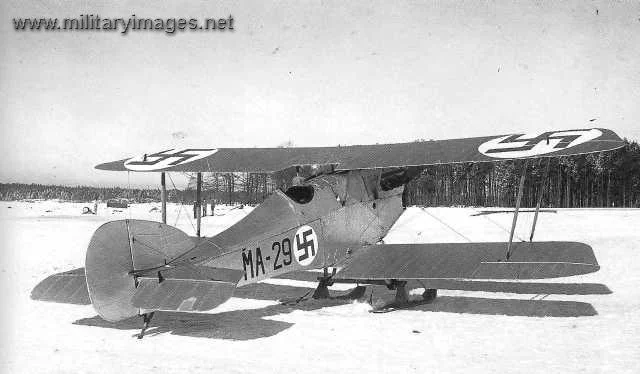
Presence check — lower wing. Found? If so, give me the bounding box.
[335,241,599,281]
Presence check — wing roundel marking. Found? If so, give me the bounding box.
[123,148,218,171]
[293,225,318,266]
[478,129,603,159]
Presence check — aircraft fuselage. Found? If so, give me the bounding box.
[192,169,412,286]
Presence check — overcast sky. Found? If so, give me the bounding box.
[1,0,639,188]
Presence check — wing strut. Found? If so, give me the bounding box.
[529,158,551,241]
[196,172,202,237]
[506,160,529,259]
[160,172,167,224]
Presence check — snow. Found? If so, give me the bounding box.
[1,201,639,373]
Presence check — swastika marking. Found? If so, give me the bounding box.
[124,149,218,171]
[478,129,602,159]
[293,225,318,266]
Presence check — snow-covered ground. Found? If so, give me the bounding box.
[1,201,639,373]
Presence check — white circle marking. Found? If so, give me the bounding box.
[124,149,218,171]
[293,225,319,267]
[478,129,602,159]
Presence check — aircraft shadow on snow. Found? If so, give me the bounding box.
[32,269,608,340]
[62,276,606,341]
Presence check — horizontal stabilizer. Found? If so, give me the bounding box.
[131,265,243,312]
[30,268,90,305]
[335,241,599,281]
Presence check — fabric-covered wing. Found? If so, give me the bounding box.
[30,267,91,305]
[95,128,623,173]
[334,242,599,281]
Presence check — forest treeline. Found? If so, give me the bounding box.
[2,139,639,208]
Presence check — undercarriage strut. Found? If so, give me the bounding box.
[313,267,336,299]
[137,312,154,339]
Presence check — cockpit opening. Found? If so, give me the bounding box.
[284,185,315,204]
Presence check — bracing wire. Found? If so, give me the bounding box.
[419,207,472,243]
[173,198,182,227]
[474,208,527,242]
[127,171,132,220]
[167,172,197,234]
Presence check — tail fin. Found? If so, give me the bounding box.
[85,220,240,322]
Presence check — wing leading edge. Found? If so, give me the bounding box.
[95,128,624,173]
[334,241,599,281]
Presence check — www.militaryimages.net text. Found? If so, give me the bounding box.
[13,14,235,35]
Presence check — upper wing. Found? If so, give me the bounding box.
[334,241,599,281]
[95,128,623,173]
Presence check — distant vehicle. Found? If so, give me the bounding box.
[106,198,129,208]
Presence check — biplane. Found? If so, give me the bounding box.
[33,128,624,338]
